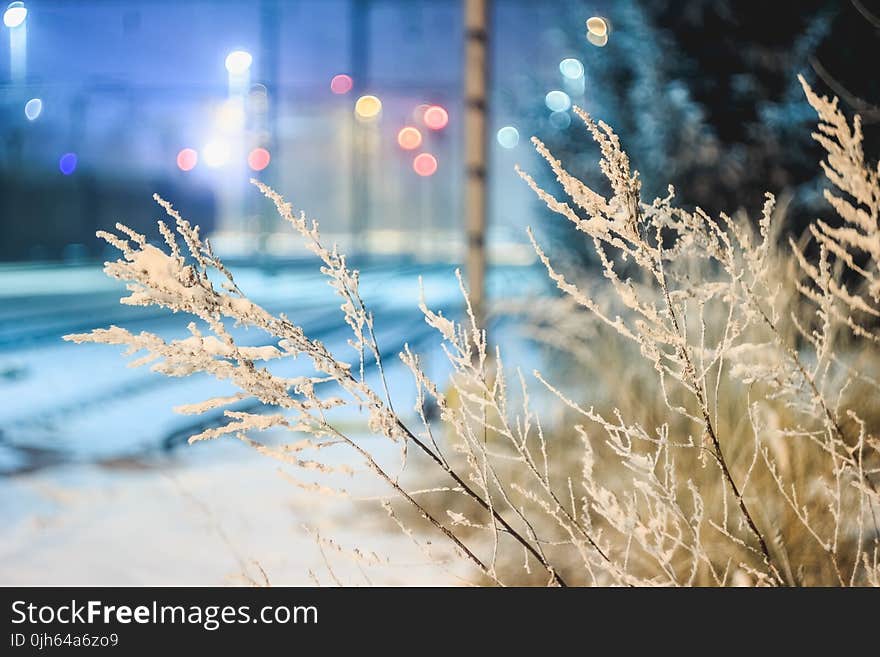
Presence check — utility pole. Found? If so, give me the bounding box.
[257,0,280,255]
[350,0,371,257]
[464,0,489,331]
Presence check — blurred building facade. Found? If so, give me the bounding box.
[0,0,561,264]
[4,0,873,264]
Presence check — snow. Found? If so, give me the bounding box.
[0,448,453,586]
[0,260,548,584]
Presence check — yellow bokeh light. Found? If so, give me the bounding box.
[355,95,382,120]
[586,16,608,37]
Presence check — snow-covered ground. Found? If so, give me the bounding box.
[0,260,547,585]
[0,443,457,586]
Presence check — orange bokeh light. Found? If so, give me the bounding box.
[397,126,422,150]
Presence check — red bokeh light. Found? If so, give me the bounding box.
[248,147,271,171]
[176,148,198,171]
[413,153,438,177]
[397,126,422,150]
[330,74,353,95]
[423,105,449,130]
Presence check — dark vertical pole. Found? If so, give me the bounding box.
[258,0,280,253]
[260,0,280,168]
[464,0,490,331]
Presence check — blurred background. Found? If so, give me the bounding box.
[1,0,878,584]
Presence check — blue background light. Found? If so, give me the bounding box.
[59,152,78,175]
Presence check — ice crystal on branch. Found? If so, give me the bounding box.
[65,77,879,586]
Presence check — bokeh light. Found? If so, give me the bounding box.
[413,103,430,123]
[355,94,382,120]
[586,16,608,37]
[397,126,422,150]
[216,99,246,132]
[423,105,449,130]
[330,74,353,94]
[248,84,269,113]
[496,126,519,149]
[564,75,586,97]
[202,140,230,168]
[413,153,437,177]
[224,50,252,75]
[3,2,27,28]
[176,148,198,171]
[587,31,609,47]
[549,111,571,130]
[58,152,77,176]
[247,147,271,171]
[545,90,571,112]
[559,58,584,80]
[24,97,41,121]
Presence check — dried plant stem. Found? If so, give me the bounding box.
[258,177,569,585]
[355,291,573,584]
[322,420,497,583]
[701,406,780,582]
[751,298,880,534]
[65,69,880,586]
[659,264,783,583]
[391,414,569,586]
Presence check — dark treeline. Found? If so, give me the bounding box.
[528,0,880,262]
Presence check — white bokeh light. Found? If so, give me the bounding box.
[202,139,231,168]
[3,2,27,28]
[24,97,41,120]
[224,50,252,75]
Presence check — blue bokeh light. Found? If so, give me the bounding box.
[549,111,571,130]
[59,152,78,175]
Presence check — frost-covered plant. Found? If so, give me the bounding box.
[65,76,879,586]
